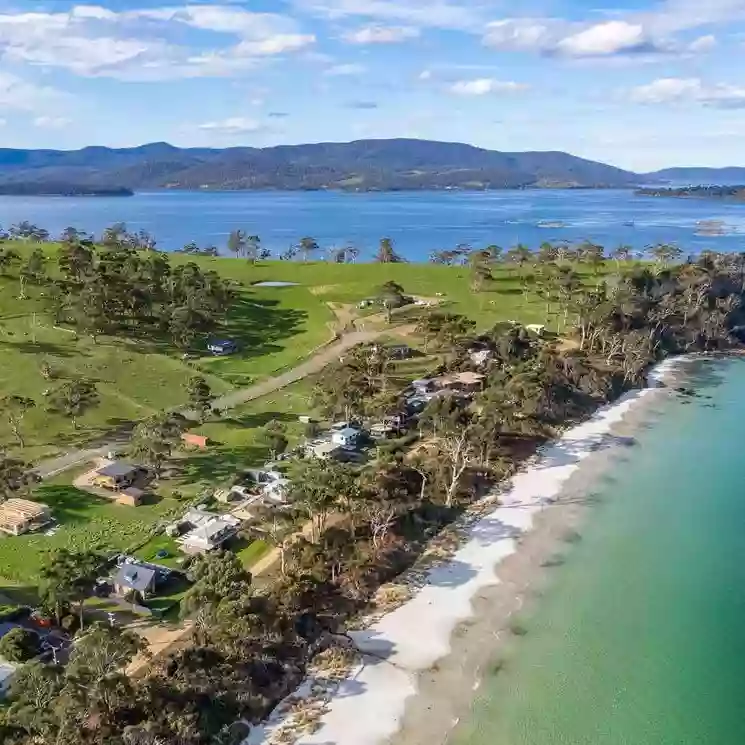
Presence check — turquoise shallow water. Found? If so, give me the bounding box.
[457,358,745,745]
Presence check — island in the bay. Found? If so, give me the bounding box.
[0,183,134,197]
[636,184,745,201]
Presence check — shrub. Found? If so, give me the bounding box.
[60,614,79,634]
[0,627,41,662]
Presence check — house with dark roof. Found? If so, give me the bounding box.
[207,339,238,356]
[93,462,143,491]
[112,561,157,600]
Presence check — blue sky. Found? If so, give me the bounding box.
[0,0,744,170]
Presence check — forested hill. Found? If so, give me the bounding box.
[644,166,745,184]
[0,139,643,192]
[636,185,745,201]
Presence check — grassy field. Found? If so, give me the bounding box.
[0,474,183,587]
[1,243,614,460]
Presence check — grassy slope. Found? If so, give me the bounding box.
[0,245,569,458]
[0,473,182,586]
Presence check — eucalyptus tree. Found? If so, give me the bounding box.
[0,394,35,448]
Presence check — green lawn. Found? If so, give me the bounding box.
[0,477,183,586]
[133,534,186,569]
[231,538,271,569]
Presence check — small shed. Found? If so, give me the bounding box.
[371,422,396,439]
[207,339,238,356]
[116,487,144,507]
[389,344,413,359]
[181,432,209,450]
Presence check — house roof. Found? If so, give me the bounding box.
[412,378,433,386]
[122,487,144,498]
[0,499,50,532]
[113,563,156,593]
[334,426,361,438]
[312,441,342,456]
[453,371,485,385]
[97,462,139,478]
[183,518,237,546]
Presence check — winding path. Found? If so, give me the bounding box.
[34,327,393,479]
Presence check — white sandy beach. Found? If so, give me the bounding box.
[245,359,680,745]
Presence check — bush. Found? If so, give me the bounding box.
[0,605,26,622]
[377,432,419,455]
[0,627,41,662]
[60,614,80,634]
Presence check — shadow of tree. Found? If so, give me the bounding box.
[0,339,86,358]
[175,444,269,485]
[35,485,111,526]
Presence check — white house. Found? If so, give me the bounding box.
[261,478,292,504]
[331,426,363,449]
[174,507,241,554]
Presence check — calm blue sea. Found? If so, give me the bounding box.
[1,190,745,260]
[456,358,745,745]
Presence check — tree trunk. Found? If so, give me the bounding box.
[10,421,23,448]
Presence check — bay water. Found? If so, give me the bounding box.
[456,357,745,745]
[2,189,745,259]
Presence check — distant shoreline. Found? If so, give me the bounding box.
[0,185,134,197]
[636,185,745,202]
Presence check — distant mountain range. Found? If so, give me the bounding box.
[641,167,745,185]
[0,139,740,194]
[0,139,646,193]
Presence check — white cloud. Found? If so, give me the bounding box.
[688,34,716,52]
[234,34,316,56]
[33,116,72,129]
[483,16,710,59]
[449,78,527,96]
[630,77,745,108]
[483,18,558,52]
[0,5,315,80]
[325,62,367,75]
[196,117,268,133]
[294,0,482,31]
[0,72,66,111]
[419,69,432,80]
[343,25,419,43]
[556,21,656,57]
